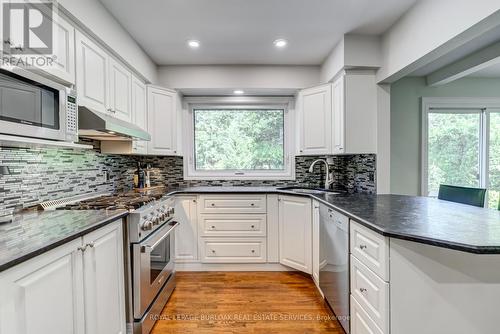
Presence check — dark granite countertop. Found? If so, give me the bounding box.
[166,186,500,254]
[0,209,128,272]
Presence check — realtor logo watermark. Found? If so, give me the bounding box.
[2,2,55,67]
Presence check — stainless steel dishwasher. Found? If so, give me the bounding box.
[319,204,350,333]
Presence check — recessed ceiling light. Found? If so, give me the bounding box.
[187,40,200,48]
[273,39,288,48]
[233,90,245,95]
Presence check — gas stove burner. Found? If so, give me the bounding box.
[58,191,164,211]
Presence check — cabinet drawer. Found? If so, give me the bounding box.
[199,214,266,237]
[350,295,385,334]
[350,255,389,333]
[201,238,267,263]
[350,221,389,281]
[199,195,267,213]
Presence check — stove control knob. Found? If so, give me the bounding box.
[161,213,166,220]
[168,207,175,215]
[142,221,153,231]
[153,217,161,225]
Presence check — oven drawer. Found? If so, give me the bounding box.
[198,195,267,213]
[199,214,267,237]
[201,238,267,263]
[350,255,389,333]
[350,220,389,281]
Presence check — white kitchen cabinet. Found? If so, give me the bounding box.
[296,71,377,155]
[82,222,126,334]
[147,86,179,155]
[30,10,76,85]
[76,31,109,113]
[278,195,312,273]
[174,196,199,262]
[108,57,132,122]
[332,72,377,154]
[297,84,332,155]
[0,239,85,334]
[131,75,148,154]
[312,200,320,287]
[0,220,125,334]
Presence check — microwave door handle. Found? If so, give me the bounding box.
[141,221,179,253]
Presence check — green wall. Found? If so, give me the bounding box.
[390,76,500,195]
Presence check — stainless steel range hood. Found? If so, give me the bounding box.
[78,106,151,141]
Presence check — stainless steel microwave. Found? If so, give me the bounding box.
[0,67,78,142]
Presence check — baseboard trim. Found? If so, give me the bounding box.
[175,262,295,272]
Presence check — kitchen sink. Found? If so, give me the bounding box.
[277,186,340,195]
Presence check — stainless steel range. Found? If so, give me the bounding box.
[57,191,178,334]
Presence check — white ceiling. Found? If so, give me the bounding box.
[99,0,418,66]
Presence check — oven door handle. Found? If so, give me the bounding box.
[140,221,179,253]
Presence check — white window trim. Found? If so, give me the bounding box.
[421,97,500,197]
[183,96,296,180]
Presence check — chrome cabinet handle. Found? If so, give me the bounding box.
[77,245,87,252]
[359,288,367,293]
[87,242,95,248]
[359,245,367,250]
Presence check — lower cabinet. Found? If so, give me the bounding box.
[278,195,312,274]
[174,196,199,262]
[312,200,320,287]
[200,238,267,263]
[0,220,125,334]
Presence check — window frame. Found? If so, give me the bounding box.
[183,96,295,180]
[421,97,500,202]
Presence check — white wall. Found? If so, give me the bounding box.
[157,65,320,92]
[57,0,158,83]
[378,0,500,83]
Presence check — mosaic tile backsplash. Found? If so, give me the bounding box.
[0,145,375,216]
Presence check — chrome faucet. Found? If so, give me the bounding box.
[308,159,334,190]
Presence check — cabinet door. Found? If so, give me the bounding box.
[108,57,132,121]
[0,1,8,57]
[82,220,126,334]
[297,84,332,155]
[312,201,320,286]
[75,31,109,113]
[278,195,312,273]
[332,76,345,154]
[0,239,85,334]
[46,13,75,84]
[174,196,198,262]
[132,76,148,154]
[147,86,177,155]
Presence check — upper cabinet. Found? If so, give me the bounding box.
[296,71,377,155]
[297,84,332,155]
[131,75,148,154]
[108,58,132,122]
[76,31,109,113]
[147,86,180,156]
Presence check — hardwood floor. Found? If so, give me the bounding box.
[151,271,344,334]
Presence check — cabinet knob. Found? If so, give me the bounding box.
[211,249,216,253]
[359,288,367,293]
[250,203,255,207]
[87,242,95,248]
[359,244,367,250]
[251,249,255,253]
[211,225,216,229]
[77,245,87,252]
[251,225,255,229]
[211,203,215,207]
